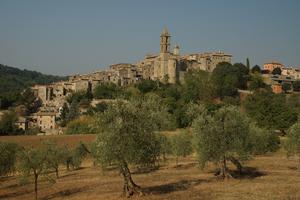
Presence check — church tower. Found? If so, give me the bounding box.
[160,27,171,53]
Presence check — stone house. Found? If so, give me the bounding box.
[36,111,56,131]
[263,62,284,73]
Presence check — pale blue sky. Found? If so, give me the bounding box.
[0,0,299,75]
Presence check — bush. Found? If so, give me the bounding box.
[249,124,280,154]
[285,122,300,170]
[0,142,20,176]
[0,111,22,136]
[65,116,95,134]
[93,83,121,99]
[61,142,89,170]
[136,80,158,93]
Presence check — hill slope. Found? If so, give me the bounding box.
[0,64,67,109]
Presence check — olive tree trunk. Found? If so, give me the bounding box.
[119,161,143,197]
[34,171,38,200]
[55,168,59,178]
[229,156,243,174]
[220,156,232,179]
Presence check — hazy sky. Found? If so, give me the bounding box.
[0,0,299,75]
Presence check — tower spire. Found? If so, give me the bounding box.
[160,27,171,53]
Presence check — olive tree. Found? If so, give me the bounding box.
[192,106,254,178]
[61,142,89,170]
[0,142,20,177]
[42,141,65,178]
[18,147,50,200]
[249,124,280,154]
[93,94,174,197]
[171,131,193,166]
[285,122,300,170]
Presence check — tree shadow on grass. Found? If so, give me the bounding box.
[173,162,198,169]
[0,190,30,200]
[288,166,300,171]
[211,167,266,180]
[143,179,209,195]
[41,185,90,200]
[59,172,77,179]
[230,167,267,179]
[132,166,160,174]
[1,183,19,190]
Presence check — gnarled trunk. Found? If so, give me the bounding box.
[229,156,243,174]
[119,161,143,197]
[55,168,59,178]
[220,156,232,179]
[34,171,38,200]
[66,161,70,171]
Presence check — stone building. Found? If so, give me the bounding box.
[31,85,53,104]
[28,27,234,133]
[183,51,232,72]
[136,27,181,83]
[36,111,56,131]
[109,63,140,86]
[263,62,284,73]
[281,67,300,79]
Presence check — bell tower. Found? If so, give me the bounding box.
[160,27,171,53]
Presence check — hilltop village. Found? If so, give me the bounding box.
[8,28,300,134]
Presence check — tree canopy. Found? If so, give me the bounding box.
[192,106,254,178]
[212,62,249,98]
[243,90,298,132]
[93,94,174,196]
[285,122,300,170]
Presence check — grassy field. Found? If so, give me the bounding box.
[1,135,300,200]
[0,134,96,148]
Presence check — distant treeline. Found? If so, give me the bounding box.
[0,64,67,109]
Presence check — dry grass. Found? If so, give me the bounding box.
[0,134,96,148]
[1,136,300,200]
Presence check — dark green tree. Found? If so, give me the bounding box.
[251,65,262,74]
[293,80,300,92]
[212,62,249,98]
[182,69,215,103]
[272,67,282,75]
[248,73,266,91]
[93,83,121,99]
[136,80,158,93]
[249,124,280,154]
[246,58,250,70]
[282,83,291,93]
[243,90,297,132]
[0,111,20,136]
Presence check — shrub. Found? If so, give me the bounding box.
[0,142,20,177]
[65,116,95,134]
